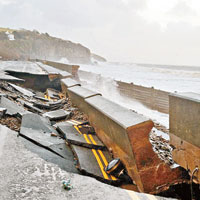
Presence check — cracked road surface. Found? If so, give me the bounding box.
[0,125,175,200]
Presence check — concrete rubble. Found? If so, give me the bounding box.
[0,60,198,199]
[43,109,72,121]
[0,125,174,200]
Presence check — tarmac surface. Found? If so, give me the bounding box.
[0,125,176,200]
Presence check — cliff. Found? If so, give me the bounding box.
[0,28,106,64]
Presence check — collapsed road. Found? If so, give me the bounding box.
[0,60,199,200]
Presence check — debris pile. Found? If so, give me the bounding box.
[150,129,174,166]
[0,70,196,199]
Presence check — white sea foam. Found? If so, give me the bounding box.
[78,62,200,129]
[79,62,200,93]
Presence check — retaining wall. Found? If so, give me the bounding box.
[117,81,169,114]
[35,59,80,77]
[169,92,200,183]
[61,77,185,194]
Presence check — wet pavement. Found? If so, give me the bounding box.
[0,125,175,200]
[0,61,182,199]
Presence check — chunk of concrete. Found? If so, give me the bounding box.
[20,113,66,157]
[24,102,43,114]
[46,88,60,100]
[0,124,172,200]
[8,83,34,97]
[21,137,79,173]
[57,125,105,150]
[34,95,49,102]
[0,96,28,117]
[20,113,56,134]
[43,109,71,121]
[71,145,116,184]
[0,71,24,83]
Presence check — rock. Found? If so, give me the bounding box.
[43,109,72,121]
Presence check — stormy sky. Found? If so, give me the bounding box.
[0,0,200,66]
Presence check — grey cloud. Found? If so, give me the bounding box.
[0,0,200,66]
[168,0,197,17]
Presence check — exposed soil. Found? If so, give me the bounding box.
[0,116,21,132]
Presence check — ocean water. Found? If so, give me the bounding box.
[79,62,200,93]
[78,62,200,130]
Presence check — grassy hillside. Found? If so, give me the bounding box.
[0,28,106,63]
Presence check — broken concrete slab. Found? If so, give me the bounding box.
[71,145,103,177]
[0,71,24,83]
[8,83,35,97]
[48,143,73,159]
[0,124,174,200]
[20,113,56,134]
[20,127,63,148]
[46,88,60,100]
[71,145,114,183]
[34,95,49,102]
[78,125,96,135]
[0,96,28,117]
[49,99,66,106]
[23,102,43,114]
[21,137,79,174]
[57,125,105,150]
[2,61,47,75]
[6,71,61,92]
[54,121,73,127]
[0,81,21,94]
[20,113,67,157]
[43,109,71,121]
[37,62,72,77]
[33,101,56,110]
[33,99,65,111]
